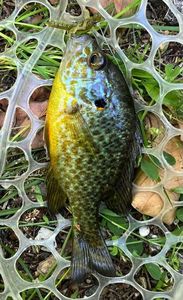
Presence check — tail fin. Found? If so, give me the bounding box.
[71,232,116,283]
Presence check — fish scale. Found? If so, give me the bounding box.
[45,34,141,282]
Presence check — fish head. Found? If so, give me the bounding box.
[60,34,113,111]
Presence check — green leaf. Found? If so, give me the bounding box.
[141,157,160,181]
[132,69,154,79]
[107,221,124,236]
[71,290,79,299]
[105,215,128,235]
[142,80,159,101]
[109,216,128,229]
[127,237,144,257]
[110,246,119,256]
[145,263,162,280]
[171,66,183,81]
[43,215,49,224]
[34,185,44,204]
[176,104,183,120]
[149,155,162,168]
[100,208,119,217]
[165,64,174,80]
[163,151,176,165]
[112,235,119,241]
[165,64,183,82]
[132,69,160,102]
[172,226,183,236]
[100,209,128,234]
[163,90,183,109]
[176,208,183,222]
[171,187,183,194]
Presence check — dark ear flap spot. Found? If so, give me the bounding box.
[94,99,107,109]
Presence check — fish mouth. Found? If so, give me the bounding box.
[61,34,94,69]
[66,34,93,51]
[71,34,91,43]
[60,34,95,80]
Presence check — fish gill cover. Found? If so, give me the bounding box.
[0,0,183,300]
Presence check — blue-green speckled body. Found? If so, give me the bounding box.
[46,34,140,281]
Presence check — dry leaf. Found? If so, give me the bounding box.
[90,0,135,15]
[114,0,136,15]
[164,136,183,171]
[29,100,47,119]
[48,0,59,5]
[8,100,47,147]
[132,136,183,225]
[132,191,164,217]
[0,88,48,148]
[0,111,5,128]
[36,255,56,276]
[0,98,8,108]
[0,99,8,127]
[30,86,50,102]
[31,129,45,149]
[89,0,114,13]
[178,120,183,141]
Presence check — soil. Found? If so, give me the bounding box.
[146,0,172,24]
[0,225,19,258]
[0,64,17,93]
[0,185,22,219]
[56,270,99,298]
[100,283,143,300]
[66,0,82,16]
[19,207,57,239]
[16,246,55,282]
[134,263,174,292]
[0,0,15,20]
[48,0,59,6]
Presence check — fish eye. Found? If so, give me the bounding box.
[94,99,107,109]
[88,52,106,70]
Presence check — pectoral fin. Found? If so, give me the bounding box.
[46,167,67,213]
[67,111,99,155]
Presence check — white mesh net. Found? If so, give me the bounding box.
[0,0,183,299]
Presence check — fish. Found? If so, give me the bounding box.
[45,34,141,282]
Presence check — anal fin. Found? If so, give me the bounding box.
[71,234,90,283]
